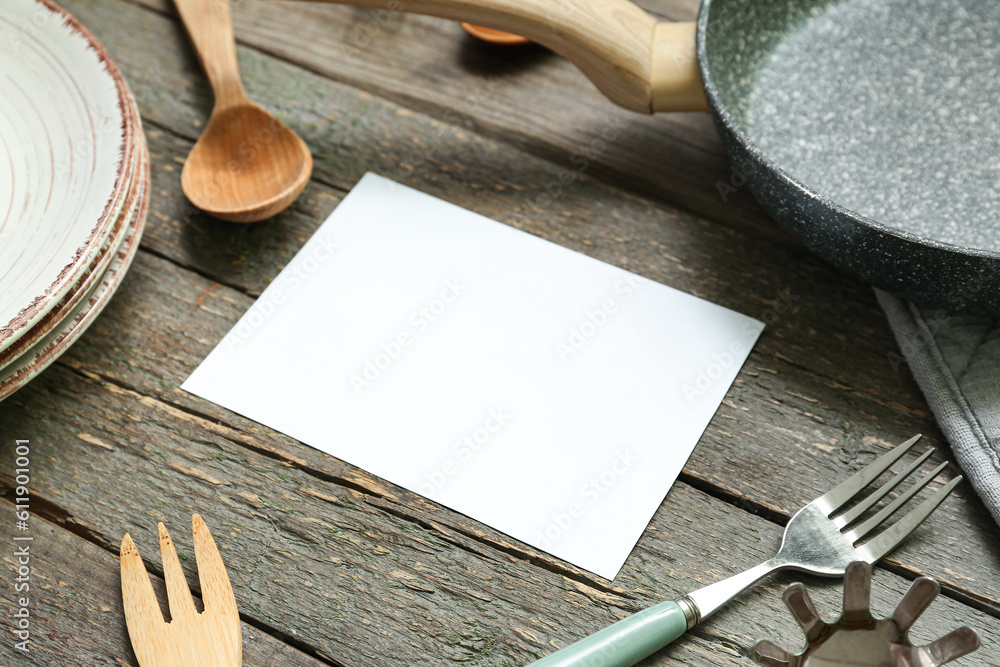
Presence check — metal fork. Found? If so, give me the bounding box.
[529,434,962,666]
[120,514,242,667]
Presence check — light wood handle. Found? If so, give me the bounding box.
[650,22,706,112]
[300,0,706,113]
[174,0,247,109]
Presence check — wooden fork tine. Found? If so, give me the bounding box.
[159,522,198,622]
[121,534,164,624]
[121,533,165,665]
[192,514,239,618]
[123,519,242,667]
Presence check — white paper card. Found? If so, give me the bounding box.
[183,173,764,579]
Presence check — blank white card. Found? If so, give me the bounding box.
[183,173,764,579]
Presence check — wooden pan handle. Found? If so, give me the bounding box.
[299,0,707,113]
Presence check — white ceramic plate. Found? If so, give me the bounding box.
[0,130,149,402]
[0,119,141,374]
[0,0,137,352]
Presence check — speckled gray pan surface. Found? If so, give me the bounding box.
[698,0,1000,314]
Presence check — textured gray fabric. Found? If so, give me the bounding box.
[877,289,1000,527]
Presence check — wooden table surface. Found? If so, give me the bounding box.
[3,0,999,664]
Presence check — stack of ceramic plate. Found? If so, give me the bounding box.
[0,0,150,402]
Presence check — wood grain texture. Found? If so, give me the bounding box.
[302,0,706,113]
[0,500,330,666]
[4,0,1000,664]
[121,516,242,667]
[128,0,778,241]
[173,0,245,107]
[1,360,997,665]
[302,0,663,113]
[174,0,313,221]
[69,0,917,410]
[48,0,1000,615]
[650,21,706,111]
[62,209,1000,616]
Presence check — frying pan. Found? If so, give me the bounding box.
[303,0,1000,314]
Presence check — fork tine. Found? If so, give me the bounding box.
[835,449,933,528]
[848,461,949,541]
[815,435,922,514]
[121,534,167,667]
[121,533,165,627]
[858,476,962,562]
[192,514,239,618]
[159,522,198,622]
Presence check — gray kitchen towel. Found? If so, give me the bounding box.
[877,289,1000,526]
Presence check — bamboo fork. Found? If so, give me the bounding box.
[120,515,242,667]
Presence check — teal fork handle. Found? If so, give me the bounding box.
[527,600,689,667]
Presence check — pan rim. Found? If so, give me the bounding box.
[695,0,1000,264]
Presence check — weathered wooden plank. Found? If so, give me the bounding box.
[66,0,928,418]
[126,0,781,245]
[1,364,996,665]
[0,500,332,666]
[35,0,1000,616]
[12,0,995,661]
[2,362,757,666]
[43,238,1000,619]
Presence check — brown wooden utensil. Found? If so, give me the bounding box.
[296,0,1000,315]
[120,515,242,667]
[460,23,530,45]
[174,0,312,222]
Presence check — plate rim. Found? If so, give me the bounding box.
[0,128,150,401]
[0,0,139,353]
[0,114,144,373]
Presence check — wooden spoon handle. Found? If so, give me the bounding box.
[174,0,247,109]
[300,0,706,113]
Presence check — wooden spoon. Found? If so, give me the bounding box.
[460,23,530,45]
[174,0,312,222]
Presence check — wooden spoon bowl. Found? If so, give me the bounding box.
[175,0,312,223]
[181,102,312,222]
[460,23,530,45]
